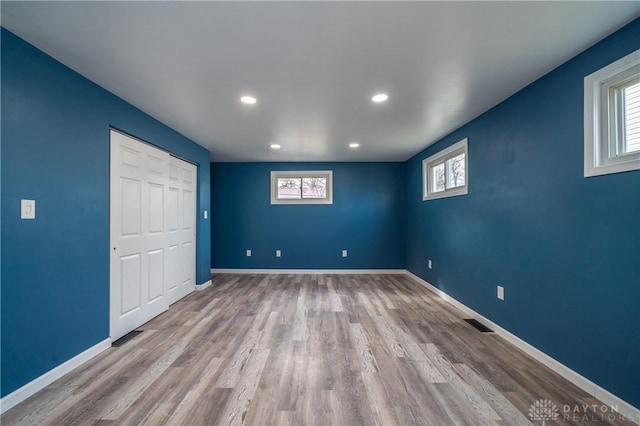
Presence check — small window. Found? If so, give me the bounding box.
[584,49,640,177]
[271,171,333,204]
[423,138,468,201]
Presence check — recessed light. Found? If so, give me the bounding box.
[349,142,360,148]
[371,93,388,103]
[240,95,257,105]
[270,144,281,149]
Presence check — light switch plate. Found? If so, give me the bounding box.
[21,199,36,219]
[204,210,208,219]
[276,250,281,257]
[246,249,252,257]
[342,250,348,257]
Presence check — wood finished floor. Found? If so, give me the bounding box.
[3,274,634,426]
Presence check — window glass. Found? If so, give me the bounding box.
[623,81,640,154]
[446,153,466,189]
[277,178,301,199]
[302,177,326,199]
[432,163,445,193]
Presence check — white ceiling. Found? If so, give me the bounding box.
[2,2,639,162]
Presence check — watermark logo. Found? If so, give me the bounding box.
[528,399,559,425]
[528,398,635,424]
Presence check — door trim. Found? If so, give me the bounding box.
[110,127,198,167]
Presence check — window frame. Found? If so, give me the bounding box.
[584,48,640,177]
[422,138,468,201]
[270,170,333,205]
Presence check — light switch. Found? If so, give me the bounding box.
[204,210,208,219]
[21,199,36,219]
[276,250,281,257]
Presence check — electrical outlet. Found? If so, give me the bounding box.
[204,210,208,219]
[428,260,432,269]
[246,249,252,257]
[276,250,281,257]
[342,250,348,257]
[497,285,504,300]
[21,199,36,219]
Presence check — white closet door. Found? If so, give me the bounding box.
[165,156,197,305]
[110,130,171,341]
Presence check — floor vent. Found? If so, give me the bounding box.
[112,330,143,347]
[464,319,493,333]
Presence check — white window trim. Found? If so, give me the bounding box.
[270,170,333,205]
[423,138,468,201]
[584,48,640,177]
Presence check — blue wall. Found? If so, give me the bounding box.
[211,162,406,269]
[1,29,211,397]
[406,20,640,407]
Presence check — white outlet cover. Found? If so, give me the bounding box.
[497,286,504,300]
[428,260,432,269]
[246,249,252,257]
[276,250,281,257]
[21,199,36,219]
[204,210,208,219]
[342,250,348,257]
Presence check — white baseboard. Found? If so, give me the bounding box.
[405,271,640,423]
[0,338,112,415]
[210,268,405,275]
[195,279,212,291]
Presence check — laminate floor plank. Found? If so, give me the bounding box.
[394,356,456,423]
[166,357,225,425]
[452,363,532,425]
[3,273,635,426]
[116,366,187,425]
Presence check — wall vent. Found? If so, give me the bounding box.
[112,330,143,347]
[464,318,493,333]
